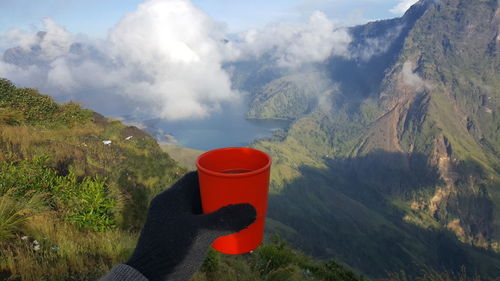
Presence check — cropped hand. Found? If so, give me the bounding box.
[125,171,256,281]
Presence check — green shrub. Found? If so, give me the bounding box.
[53,170,115,231]
[0,156,116,232]
[9,88,60,124]
[254,237,295,275]
[54,101,93,126]
[0,78,16,101]
[0,155,59,196]
[0,79,92,127]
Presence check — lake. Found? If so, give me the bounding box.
[141,106,290,151]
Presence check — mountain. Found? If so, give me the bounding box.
[231,0,500,279]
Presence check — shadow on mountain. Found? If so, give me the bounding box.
[266,150,500,279]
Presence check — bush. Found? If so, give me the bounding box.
[0,79,92,127]
[9,88,60,124]
[0,156,116,232]
[0,155,59,196]
[55,101,93,126]
[53,171,115,231]
[0,78,16,101]
[254,236,295,275]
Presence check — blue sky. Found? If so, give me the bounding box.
[0,0,416,38]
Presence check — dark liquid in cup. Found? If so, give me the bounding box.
[220,169,253,174]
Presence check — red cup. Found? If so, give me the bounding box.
[196,147,271,254]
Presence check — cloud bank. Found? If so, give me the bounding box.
[228,11,351,68]
[1,0,235,120]
[0,0,351,120]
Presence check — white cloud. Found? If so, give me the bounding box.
[4,29,39,51]
[0,0,237,120]
[228,11,351,68]
[38,18,74,60]
[351,24,405,61]
[390,0,419,15]
[47,58,77,92]
[103,0,237,119]
[400,60,430,92]
[0,0,351,119]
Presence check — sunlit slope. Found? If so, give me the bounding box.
[0,78,186,280]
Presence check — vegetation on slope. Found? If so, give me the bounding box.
[0,78,186,280]
[0,78,365,281]
[160,144,204,170]
[193,235,365,281]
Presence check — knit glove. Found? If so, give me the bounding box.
[124,171,256,281]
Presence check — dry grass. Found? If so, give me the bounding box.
[0,193,47,241]
[0,214,137,281]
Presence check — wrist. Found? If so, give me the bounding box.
[125,252,170,281]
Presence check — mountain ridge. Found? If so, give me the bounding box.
[232,0,500,278]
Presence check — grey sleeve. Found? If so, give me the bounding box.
[99,264,149,281]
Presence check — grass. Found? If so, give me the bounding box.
[0,193,47,241]
[0,156,116,231]
[160,144,204,170]
[0,79,186,280]
[0,214,137,281]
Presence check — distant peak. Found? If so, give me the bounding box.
[402,0,435,21]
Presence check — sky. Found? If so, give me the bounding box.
[0,0,417,37]
[0,0,419,120]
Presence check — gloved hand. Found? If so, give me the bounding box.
[125,171,257,281]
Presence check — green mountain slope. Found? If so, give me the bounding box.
[0,78,186,280]
[235,0,500,279]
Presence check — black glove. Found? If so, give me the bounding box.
[125,171,257,281]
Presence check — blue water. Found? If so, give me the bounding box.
[143,107,289,151]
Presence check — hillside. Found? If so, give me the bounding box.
[0,78,186,280]
[160,144,204,170]
[231,0,500,279]
[0,78,366,281]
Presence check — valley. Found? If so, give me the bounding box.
[227,0,500,278]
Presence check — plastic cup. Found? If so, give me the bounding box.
[196,147,271,254]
